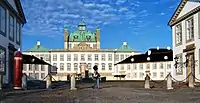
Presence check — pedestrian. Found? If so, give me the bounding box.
[92,65,101,89]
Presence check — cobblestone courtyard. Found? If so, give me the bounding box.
[1,82,200,103]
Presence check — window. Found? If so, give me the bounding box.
[139,72,144,78]
[133,64,137,70]
[93,44,97,48]
[67,63,71,71]
[95,63,99,68]
[175,24,182,45]
[0,6,6,35]
[167,64,171,69]
[121,65,124,70]
[127,65,130,70]
[74,63,78,71]
[88,54,92,61]
[94,54,98,61]
[41,73,45,79]
[153,72,157,78]
[35,65,39,71]
[74,54,78,61]
[81,54,85,61]
[60,63,64,71]
[16,22,21,44]
[45,54,49,61]
[60,54,64,61]
[108,54,112,61]
[153,63,157,69]
[0,47,6,73]
[120,54,124,60]
[125,55,129,58]
[160,63,164,69]
[39,54,44,60]
[9,15,14,40]
[186,18,194,42]
[67,54,71,61]
[175,54,183,75]
[41,65,45,71]
[53,54,57,61]
[29,73,34,78]
[160,72,164,78]
[115,54,119,61]
[35,73,39,79]
[133,72,137,78]
[23,64,27,71]
[101,54,105,61]
[52,63,57,72]
[102,63,105,70]
[88,63,92,70]
[29,64,32,71]
[139,64,143,70]
[108,63,112,70]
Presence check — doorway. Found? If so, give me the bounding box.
[186,52,195,82]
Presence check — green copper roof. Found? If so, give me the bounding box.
[69,30,96,42]
[117,43,134,52]
[27,45,49,52]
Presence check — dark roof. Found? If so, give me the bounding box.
[115,48,173,65]
[22,54,50,65]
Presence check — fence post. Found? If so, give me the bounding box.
[22,73,27,90]
[46,73,52,89]
[189,73,194,88]
[70,73,77,90]
[0,74,2,90]
[167,73,173,90]
[144,74,150,89]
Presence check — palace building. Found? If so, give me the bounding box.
[23,23,141,80]
[168,0,200,81]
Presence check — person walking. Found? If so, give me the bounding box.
[92,65,101,89]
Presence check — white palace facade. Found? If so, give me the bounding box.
[22,23,141,81]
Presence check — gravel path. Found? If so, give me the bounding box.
[1,82,200,103]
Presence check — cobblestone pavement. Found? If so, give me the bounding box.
[1,82,200,103]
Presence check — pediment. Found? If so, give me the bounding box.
[7,0,18,13]
[168,0,200,26]
[177,1,200,19]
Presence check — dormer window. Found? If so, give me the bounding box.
[86,36,91,41]
[74,35,78,39]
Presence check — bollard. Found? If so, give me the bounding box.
[22,73,27,90]
[167,73,173,90]
[144,74,150,89]
[189,73,194,88]
[0,74,2,90]
[70,73,77,90]
[46,74,52,89]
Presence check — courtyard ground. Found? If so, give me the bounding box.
[1,81,200,103]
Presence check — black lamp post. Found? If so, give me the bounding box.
[174,56,178,69]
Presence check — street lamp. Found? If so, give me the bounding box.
[174,56,178,69]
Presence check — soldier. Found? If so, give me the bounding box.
[92,65,101,89]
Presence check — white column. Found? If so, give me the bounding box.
[46,74,52,89]
[167,73,173,90]
[189,73,194,88]
[144,74,150,89]
[70,73,77,90]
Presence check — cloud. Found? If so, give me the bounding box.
[21,0,150,37]
[160,12,166,16]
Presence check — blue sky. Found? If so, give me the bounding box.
[21,0,180,53]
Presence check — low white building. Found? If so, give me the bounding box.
[23,23,141,81]
[0,0,26,87]
[115,48,173,80]
[168,0,200,81]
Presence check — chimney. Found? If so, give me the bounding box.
[37,41,40,49]
[157,46,159,50]
[123,42,127,46]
